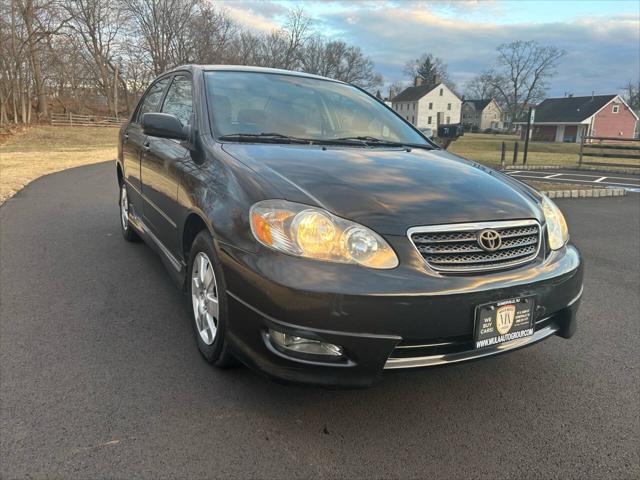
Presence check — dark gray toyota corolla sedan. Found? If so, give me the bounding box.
[116,65,583,387]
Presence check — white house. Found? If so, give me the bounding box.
[390,78,462,129]
[461,99,503,131]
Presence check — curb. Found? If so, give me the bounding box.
[542,188,627,199]
[503,165,640,175]
[504,165,565,170]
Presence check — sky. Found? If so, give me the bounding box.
[218,0,640,98]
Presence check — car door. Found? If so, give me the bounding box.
[122,76,172,214]
[140,73,193,257]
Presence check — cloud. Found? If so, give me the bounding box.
[212,1,638,98]
[218,0,286,32]
[314,4,639,96]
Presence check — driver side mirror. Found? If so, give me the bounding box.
[142,113,188,140]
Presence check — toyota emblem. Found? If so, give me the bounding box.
[477,229,502,252]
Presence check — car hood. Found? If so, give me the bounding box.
[222,144,543,235]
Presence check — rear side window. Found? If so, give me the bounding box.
[135,77,171,123]
[162,75,193,126]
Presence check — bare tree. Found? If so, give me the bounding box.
[335,42,382,90]
[281,7,311,70]
[123,0,199,74]
[63,0,128,115]
[298,36,381,91]
[1,0,66,123]
[257,29,288,68]
[229,30,262,66]
[388,80,407,100]
[464,72,499,100]
[620,80,639,111]
[0,1,385,124]
[0,0,26,124]
[482,40,564,127]
[297,35,331,76]
[17,0,47,118]
[46,34,85,113]
[186,6,237,64]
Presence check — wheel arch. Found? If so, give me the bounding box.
[182,211,216,265]
[116,161,124,186]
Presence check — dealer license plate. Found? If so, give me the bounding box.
[474,297,535,349]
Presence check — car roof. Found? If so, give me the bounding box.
[165,64,346,84]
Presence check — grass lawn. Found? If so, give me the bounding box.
[449,133,640,169]
[0,127,635,205]
[0,126,118,203]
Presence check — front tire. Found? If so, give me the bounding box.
[188,231,235,367]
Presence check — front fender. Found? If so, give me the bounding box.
[175,140,281,257]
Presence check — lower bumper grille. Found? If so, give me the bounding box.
[409,219,542,273]
[385,316,559,369]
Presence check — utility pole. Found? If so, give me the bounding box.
[523,106,535,165]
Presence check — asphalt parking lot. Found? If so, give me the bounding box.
[505,168,640,191]
[1,162,639,479]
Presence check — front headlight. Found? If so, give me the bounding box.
[541,195,569,250]
[250,200,398,269]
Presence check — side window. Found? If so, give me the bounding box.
[136,77,171,123]
[162,75,193,126]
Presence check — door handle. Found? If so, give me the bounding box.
[123,132,129,143]
[142,141,151,152]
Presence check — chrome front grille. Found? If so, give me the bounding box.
[408,220,541,273]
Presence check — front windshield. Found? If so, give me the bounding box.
[204,71,429,145]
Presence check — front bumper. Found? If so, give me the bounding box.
[219,238,583,387]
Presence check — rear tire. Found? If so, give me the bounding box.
[188,230,235,367]
[119,182,140,242]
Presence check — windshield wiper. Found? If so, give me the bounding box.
[334,136,434,150]
[217,133,310,144]
[218,132,431,149]
[218,132,365,147]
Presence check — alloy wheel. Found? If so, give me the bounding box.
[191,252,219,345]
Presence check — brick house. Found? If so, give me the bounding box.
[390,78,461,129]
[517,94,638,143]
[461,99,503,131]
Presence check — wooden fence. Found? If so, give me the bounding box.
[579,136,640,169]
[51,113,125,127]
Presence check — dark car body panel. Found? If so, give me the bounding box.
[221,242,581,332]
[116,65,583,386]
[140,137,186,254]
[221,143,544,235]
[121,122,146,212]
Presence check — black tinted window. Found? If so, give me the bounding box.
[136,77,171,123]
[162,75,192,126]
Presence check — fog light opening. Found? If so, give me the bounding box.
[268,329,343,357]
